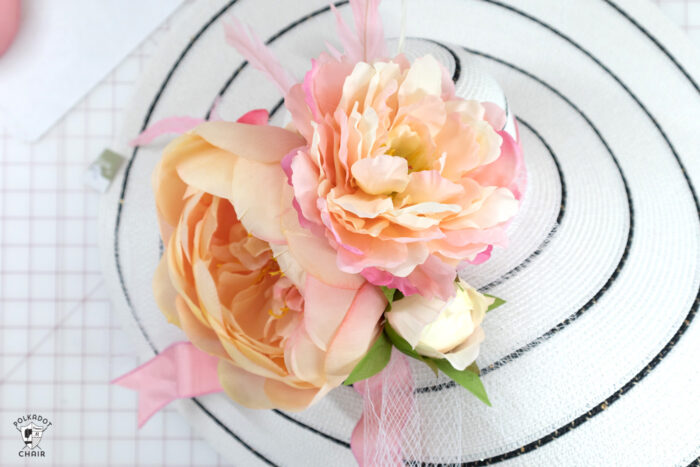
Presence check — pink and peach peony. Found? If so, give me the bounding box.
[284,53,523,300]
[152,119,387,410]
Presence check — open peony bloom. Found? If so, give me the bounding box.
[284,54,523,300]
[385,279,492,371]
[223,0,525,302]
[152,118,387,410]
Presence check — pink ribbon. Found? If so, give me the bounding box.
[351,351,415,466]
[112,342,222,427]
[115,341,415,467]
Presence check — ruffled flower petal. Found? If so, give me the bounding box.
[350,154,409,195]
[281,208,365,290]
[194,121,305,164]
[442,327,485,371]
[325,283,387,377]
[302,276,359,351]
[284,326,327,386]
[230,158,288,244]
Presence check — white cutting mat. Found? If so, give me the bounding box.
[0,1,698,466]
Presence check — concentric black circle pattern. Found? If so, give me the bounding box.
[111,0,700,465]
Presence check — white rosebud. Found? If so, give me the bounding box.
[385,280,493,370]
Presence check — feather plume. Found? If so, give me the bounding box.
[129,116,204,146]
[224,18,295,95]
[332,0,387,62]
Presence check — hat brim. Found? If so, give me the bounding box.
[99,0,700,465]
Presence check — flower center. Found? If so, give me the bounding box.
[254,260,284,283]
[386,125,430,172]
[268,304,290,319]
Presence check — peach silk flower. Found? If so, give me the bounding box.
[225,2,524,302]
[152,118,387,410]
[283,54,523,301]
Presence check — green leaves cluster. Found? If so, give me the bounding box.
[343,287,506,407]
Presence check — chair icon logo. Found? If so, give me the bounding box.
[14,415,52,458]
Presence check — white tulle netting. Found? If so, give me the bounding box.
[354,352,499,466]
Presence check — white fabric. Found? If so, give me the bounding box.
[0,0,183,141]
[98,0,700,465]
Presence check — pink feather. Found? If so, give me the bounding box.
[223,18,295,95]
[325,41,343,61]
[331,4,362,61]
[332,0,386,63]
[129,116,204,146]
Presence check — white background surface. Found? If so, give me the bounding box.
[0,0,698,465]
[0,0,182,141]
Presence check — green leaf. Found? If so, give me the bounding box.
[380,286,397,305]
[343,332,393,385]
[385,321,489,404]
[434,359,491,406]
[385,324,439,375]
[384,323,421,360]
[484,294,506,312]
[424,358,439,377]
[466,361,480,376]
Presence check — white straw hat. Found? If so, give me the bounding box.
[99,0,700,465]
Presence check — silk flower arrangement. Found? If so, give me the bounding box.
[114,0,525,463]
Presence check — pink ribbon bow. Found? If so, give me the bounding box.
[111,342,222,427]
[114,342,414,467]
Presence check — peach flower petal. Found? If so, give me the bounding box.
[402,255,456,300]
[397,170,464,206]
[218,360,276,409]
[231,158,288,244]
[481,101,506,131]
[325,283,387,377]
[194,121,305,164]
[281,209,365,290]
[153,256,180,326]
[285,326,327,386]
[332,191,394,219]
[175,147,235,200]
[470,129,525,199]
[302,276,359,350]
[398,55,443,104]
[175,297,228,359]
[153,135,203,228]
[218,360,322,411]
[290,151,323,225]
[263,379,327,412]
[460,187,519,229]
[350,154,409,195]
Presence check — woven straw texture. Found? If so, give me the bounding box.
[98,0,700,465]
